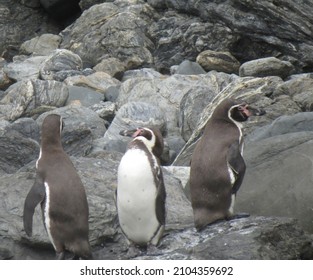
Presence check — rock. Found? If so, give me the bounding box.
[118,72,235,137]
[0,80,32,120]
[60,2,156,68]
[247,112,313,142]
[0,1,59,60]
[36,105,106,156]
[93,57,127,80]
[149,11,237,73]
[237,133,313,234]
[239,57,295,78]
[102,101,166,154]
[0,79,68,120]
[3,56,47,81]
[121,68,164,82]
[179,71,236,141]
[9,118,40,142]
[273,76,313,111]
[66,85,104,107]
[0,68,12,90]
[0,127,39,174]
[19,34,61,56]
[196,50,240,74]
[64,72,121,94]
[94,216,313,260]
[40,49,83,80]
[236,113,313,234]
[175,60,206,75]
[104,86,120,103]
[89,101,116,123]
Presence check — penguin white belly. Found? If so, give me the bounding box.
[117,149,160,245]
[43,182,57,250]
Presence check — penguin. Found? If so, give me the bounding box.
[117,127,166,252]
[23,114,92,260]
[190,98,265,231]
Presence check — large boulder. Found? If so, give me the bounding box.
[60,1,156,68]
[237,112,313,233]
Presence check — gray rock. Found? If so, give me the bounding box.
[0,79,68,120]
[60,2,155,68]
[237,131,313,233]
[93,57,127,80]
[89,101,116,123]
[64,72,121,95]
[0,68,12,90]
[179,71,236,141]
[0,128,39,174]
[36,105,106,156]
[0,1,59,60]
[273,76,313,111]
[149,11,237,72]
[102,101,166,153]
[19,34,61,56]
[94,216,313,260]
[104,86,120,102]
[247,112,313,142]
[0,80,34,121]
[121,68,164,82]
[239,57,295,78]
[118,72,234,136]
[175,60,206,75]
[196,50,240,74]
[40,49,83,80]
[66,85,104,107]
[3,56,47,81]
[9,118,40,142]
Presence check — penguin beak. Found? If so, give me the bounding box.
[245,105,266,117]
[119,128,142,138]
[239,104,266,117]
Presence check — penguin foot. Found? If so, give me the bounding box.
[228,212,250,221]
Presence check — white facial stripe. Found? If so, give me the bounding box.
[36,149,42,169]
[59,116,63,134]
[44,182,56,250]
[228,105,243,144]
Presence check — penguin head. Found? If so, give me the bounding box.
[213,98,265,123]
[120,127,164,158]
[41,114,64,147]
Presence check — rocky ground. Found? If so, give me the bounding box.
[1,0,313,259]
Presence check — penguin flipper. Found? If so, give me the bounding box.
[23,175,45,237]
[227,142,246,194]
[154,166,166,226]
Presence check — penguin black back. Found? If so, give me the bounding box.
[190,98,265,230]
[23,114,92,259]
